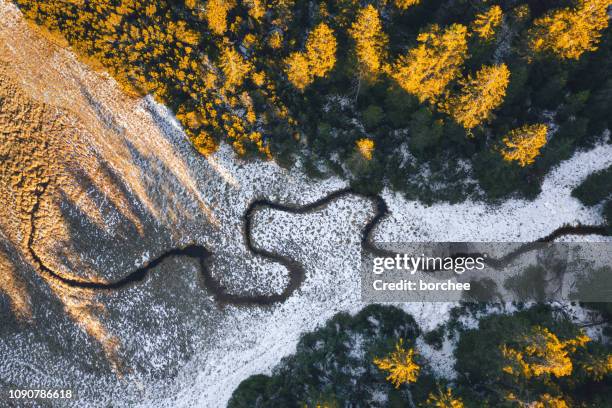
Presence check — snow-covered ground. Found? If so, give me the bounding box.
[136,100,611,408]
[379,137,612,243]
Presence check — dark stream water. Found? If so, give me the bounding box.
[27,186,609,305]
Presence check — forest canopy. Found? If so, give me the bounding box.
[13,0,612,202]
[228,304,612,407]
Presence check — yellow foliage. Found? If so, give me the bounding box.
[268,31,283,49]
[305,23,338,78]
[529,0,611,60]
[532,393,570,408]
[472,5,503,40]
[205,0,234,35]
[356,138,375,160]
[442,64,510,130]
[426,388,464,408]
[252,71,266,87]
[499,124,548,167]
[12,0,279,158]
[506,392,570,408]
[373,338,420,388]
[285,52,312,90]
[230,15,243,33]
[219,45,253,90]
[191,130,219,155]
[243,33,257,49]
[513,4,531,22]
[245,0,266,21]
[349,5,389,76]
[395,0,421,9]
[580,352,612,381]
[246,110,256,123]
[501,326,590,379]
[390,24,468,103]
[285,23,337,90]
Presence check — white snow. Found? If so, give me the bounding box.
[135,100,612,408]
[417,335,457,380]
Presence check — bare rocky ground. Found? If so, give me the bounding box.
[1,1,611,407]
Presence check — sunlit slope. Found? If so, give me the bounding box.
[0,0,219,372]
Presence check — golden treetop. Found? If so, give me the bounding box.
[529,0,612,60]
[580,353,612,381]
[306,23,338,78]
[472,5,503,40]
[507,392,570,408]
[251,71,266,87]
[245,0,266,21]
[499,124,548,167]
[533,394,570,408]
[501,326,590,379]
[425,387,464,408]
[356,138,375,160]
[395,0,421,10]
[390,24,469,103]
[268,31,283,49]
[349,5,389,76]
[373,338,420,388]
[285,52,312,90]
[205,0,234,36]
[442,64,510,130]
[190,130,219,155]
[285,23,337,90]
[513,4,531,22]
[219,45,253,91]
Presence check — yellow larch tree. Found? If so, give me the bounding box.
[251,71,266,87]
[268,31,283,49]
[285,23,337,90]
[501,326,590,379]
[286,51,313,90]
[507,393,571,408]
[243,33,258,50]
[507,393,570,408]
[305,23,338,79]
[442,64,510,130]
[349,5,389,77]
[205,0,234,35]
[533,394,570,408]
[395,0,421,9]
[245,0,266,21]
[373,338,420,388]
[219,45,253,91]
[472,5,503,40]
[499,124,548,167]
[425,387,464,408]
[580,353,612,380]
[191,130,219,155]
[513,4,531,22]
[390,24,469,103]
[529,0,612,60]
[356,138,375,160]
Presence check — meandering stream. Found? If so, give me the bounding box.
[27,185,609,305]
